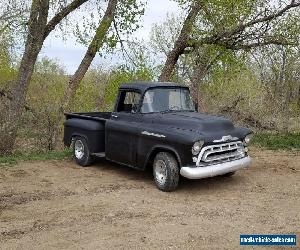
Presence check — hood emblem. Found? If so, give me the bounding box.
[213,135,238,143]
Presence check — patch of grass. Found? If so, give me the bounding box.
[0,149,72,167]
[251,133,300,150]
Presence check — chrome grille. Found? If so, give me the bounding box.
[196,141,245,167]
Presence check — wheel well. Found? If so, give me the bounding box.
[71,134,88,146]
[146,148,181,170]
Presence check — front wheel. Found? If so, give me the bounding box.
[153,152,179,192]
[73,137,93,167]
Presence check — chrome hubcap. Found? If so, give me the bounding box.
[74,140,84,159]
[154,160,167,185]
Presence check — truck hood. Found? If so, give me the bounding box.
[157,112,233,131]
[148,112,250,141]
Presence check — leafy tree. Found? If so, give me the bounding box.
[53,0,145,147]
[0,0,29,37]
[159,0,300,89]
[0,0,90,154]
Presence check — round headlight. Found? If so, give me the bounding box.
[244,134,253,144]
[192,140,204,155]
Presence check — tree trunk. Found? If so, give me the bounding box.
[190,51,223,112]
[0,0,89,154]
[283,83,292,133]
[0,0,49,154]
[297,81,300,108]
[159,3,202,81]
[54,0,118,148]
[191,64,207,112]
[277,47,286,100]
[96,76,110,110]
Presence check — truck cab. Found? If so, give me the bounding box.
[64,82,252,191]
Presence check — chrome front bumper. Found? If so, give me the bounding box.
[180,156,251,179]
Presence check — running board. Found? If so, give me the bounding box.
[92,152,106,158]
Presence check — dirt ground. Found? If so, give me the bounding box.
[0,148,299,250]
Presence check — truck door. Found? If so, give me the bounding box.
[105,89,142,166]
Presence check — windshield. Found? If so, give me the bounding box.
[141,88,195,113]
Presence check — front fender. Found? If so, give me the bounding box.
[143,144,182,170]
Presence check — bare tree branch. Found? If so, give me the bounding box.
[159,2,204,81]
[44,0,89,39]
[191,1,300,48]
[218,38,297,50]
[160,0,300,82]
[213,0,300,43]
[112,17,138,67]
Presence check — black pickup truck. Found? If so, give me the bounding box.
[64,82,252,191]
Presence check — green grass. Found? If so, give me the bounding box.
[251,133,300,150]
[0,149,72,166]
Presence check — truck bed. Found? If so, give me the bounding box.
[64,112,111,153]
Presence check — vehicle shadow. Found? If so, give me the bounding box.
[178,174,246,192]
[92,158,153,182]
[90,158,247,192]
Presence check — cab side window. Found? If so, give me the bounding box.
[116,91,141,113]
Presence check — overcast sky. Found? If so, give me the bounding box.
[41,0,181,73]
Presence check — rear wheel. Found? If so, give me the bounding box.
[153,152,179,192]
[73,137,93,166]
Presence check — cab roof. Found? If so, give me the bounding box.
[119,81,188,93]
